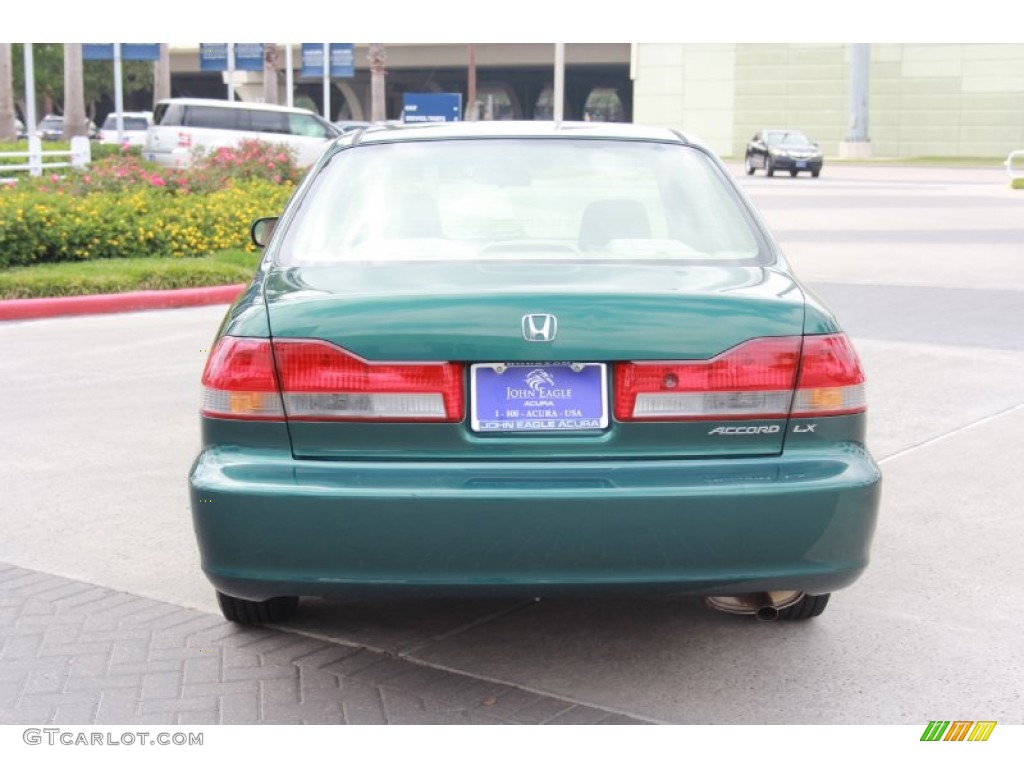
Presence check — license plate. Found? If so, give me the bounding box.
[796,161,807,168]
[144,152,156,162]
[471,363,608,432]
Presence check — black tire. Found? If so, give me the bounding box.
[765,156,775,177]
[789,169,799,177]
[216,591,299,625]
[745,155,755,175]
[811,167,821,178]
[775,593,830,621]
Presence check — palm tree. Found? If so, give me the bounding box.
[368,44,386,121]
[0,44,16,141]
[62,43,88,139]
[263,43,279,105]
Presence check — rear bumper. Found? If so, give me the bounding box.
[772,156,823,172]
[189,446,881,601]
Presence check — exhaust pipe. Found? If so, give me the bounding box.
[704,591,802,619]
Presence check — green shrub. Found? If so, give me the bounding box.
[1012,177,1024,190]
[0,180,292,267]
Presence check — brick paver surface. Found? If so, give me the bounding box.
[0,564,645,725]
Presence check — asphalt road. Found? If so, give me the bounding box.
[2,163,1022,724]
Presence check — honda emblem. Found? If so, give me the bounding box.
[522,314,557,342]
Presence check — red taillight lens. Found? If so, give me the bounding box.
[613,334,866,421]
[791,334,866,416]
[273,339,464,422]
[201,337,285,420]
[614,337,801,421]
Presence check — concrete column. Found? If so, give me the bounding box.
[840,43,872,159]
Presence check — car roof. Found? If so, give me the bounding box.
[154,98,317,117]
[346,121,695,147]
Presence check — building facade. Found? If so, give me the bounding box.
[632,43,1024,158]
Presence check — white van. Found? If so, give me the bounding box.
[143,98,339,169]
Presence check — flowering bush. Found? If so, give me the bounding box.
[0,141,301,266]
[185,140,303,192]
[0,180,292,267]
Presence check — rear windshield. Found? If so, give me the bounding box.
[102,116,149,130]
[277,139,764,266]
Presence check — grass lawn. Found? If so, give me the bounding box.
[0,250,259,300]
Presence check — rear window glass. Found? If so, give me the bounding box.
[102,116,149,130]
[277,139,764,267]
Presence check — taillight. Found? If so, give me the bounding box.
[201,337,285,420]
[614,334,866,421]
[273,339,463,421]
[614,337,801,421]
[791,334,866,416]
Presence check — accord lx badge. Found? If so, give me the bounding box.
[522,314,557,342]
[708,425,781,435]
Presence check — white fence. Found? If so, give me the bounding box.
[0,136,91,182]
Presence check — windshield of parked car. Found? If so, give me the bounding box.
[765,131,813,148]
[277,139,764,266]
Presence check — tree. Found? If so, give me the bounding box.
[12,43,62,119]
[263,43,279,105]
[368,44,386,121]
[63,44,88,139]
[11,43,154,122]
[0,44,16,140]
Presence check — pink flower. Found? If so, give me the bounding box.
[149,174,166,187]
[50,174,59,182]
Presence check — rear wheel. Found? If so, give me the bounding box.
[745,155,756,175]
[765,156,775,177]
[789,169,799,177]
[811,167,821,178]
[216,591,299,625]
[775,593,830,620]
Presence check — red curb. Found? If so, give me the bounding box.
[0,284,247,321]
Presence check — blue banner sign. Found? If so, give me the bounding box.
[302,44,354,78]
[199,43,228,72]
[234,43,265,72]
[199,44,266,72]
[402,93,463,123]
[83,44,160,61]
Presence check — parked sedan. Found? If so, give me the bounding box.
[745,129,823,177]
[190,122,880,625]
[36,114,98,141]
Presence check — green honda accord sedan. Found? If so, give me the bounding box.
[189,122,881,625]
